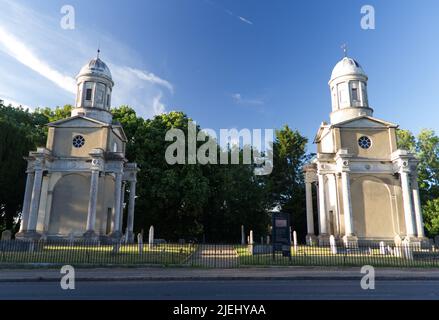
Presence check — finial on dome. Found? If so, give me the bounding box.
[341,43,348,58]
[97,47,100,59]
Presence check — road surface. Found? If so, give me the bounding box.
[1,279,439,300]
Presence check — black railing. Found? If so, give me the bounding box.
[0,240,438,268]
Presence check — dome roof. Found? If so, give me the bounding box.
[330,57,366,81]
[77,57,112,81]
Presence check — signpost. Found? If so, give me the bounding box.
[271,212,291,260]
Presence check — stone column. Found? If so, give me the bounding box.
[119,182,126,232]
[18,172,35,233]
[400,171,416,237]
[305,177,317,245]
[317,174,328,235]
[111,172,123,238]
[127,180,137,243]
[26,167,43,237]
[411,175,425,238]
[341,171,354,236]
[84,169,99,238]
[305,181,315,235]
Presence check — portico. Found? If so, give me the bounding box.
[304,55,426,246]
[16,53,138,242]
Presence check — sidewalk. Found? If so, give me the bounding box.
[1,266,439,282]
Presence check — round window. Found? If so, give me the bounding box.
[72,135,85,148]
[358,136,372,149]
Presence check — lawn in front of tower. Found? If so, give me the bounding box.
[234,245,439,268]
[0,243,197,266]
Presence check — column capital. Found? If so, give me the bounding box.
[391,149,418,173]
[124,162,140,182]
[89,149,105,171]
[335,149,352,172]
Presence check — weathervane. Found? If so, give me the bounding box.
[341,43,348,57]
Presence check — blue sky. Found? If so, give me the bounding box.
[0,0,438,153]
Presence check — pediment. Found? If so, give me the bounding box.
[334,116,398,129]
[48,116,109,128]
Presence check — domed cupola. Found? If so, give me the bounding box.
[72,50,114,123]
[328,56,373,124]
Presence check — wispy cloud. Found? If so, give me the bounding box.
[0,95,32,110]
[238,16,253,25]
[125,67,174,94]
[232,93,264,106]
[204,0,254,25]
[0,25,76,94]
[0,0,172,119]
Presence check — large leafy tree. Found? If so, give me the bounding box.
[0,103,308,243]
[397,129,439,236]
[265,125,310,241]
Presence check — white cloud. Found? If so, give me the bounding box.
[125,67,174,94]
[0,0,173,120]
[0,25,76,94]
[0,95,32,110]
[204,0,254,25]
[232,93,264,106]
[238,16,254,25]
[152,92,166,115]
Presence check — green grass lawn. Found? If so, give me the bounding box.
[0,243,197,266]
[235,245,439,268]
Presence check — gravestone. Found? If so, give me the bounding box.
[387,245,393,255]
[379,241,386,255]
[137,233,143,255]
[260,236,264,245]
[148,226,154,249]
[329,235,337,254]
[1,230,11,241]
[394,235,403,258]
[293,231,298,254]
[402,237,413,260]
[249,230,254,245]
[266,235,270,245]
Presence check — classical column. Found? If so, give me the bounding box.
[18,171,35,233]
[127,180,137,242]
[411,174,425,238]
[341,171,354,236]
[119,182,126,232]
[305,181,315,235]
[317,174,328,235]
[85,169,100,238]
[111,172,123,238]
[27,167,43,235]
[400,171,416,237]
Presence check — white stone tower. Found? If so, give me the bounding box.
[303,53,426,246]
[17,52,139,242]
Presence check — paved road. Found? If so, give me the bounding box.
[1,279,439,300]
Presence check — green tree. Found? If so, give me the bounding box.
[397,128,439,237]
[266,125,310,241]
[0,103,38,232]
[423,199,439,237]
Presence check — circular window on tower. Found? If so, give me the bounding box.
[358,136,372,149]
[72,135,85,148]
